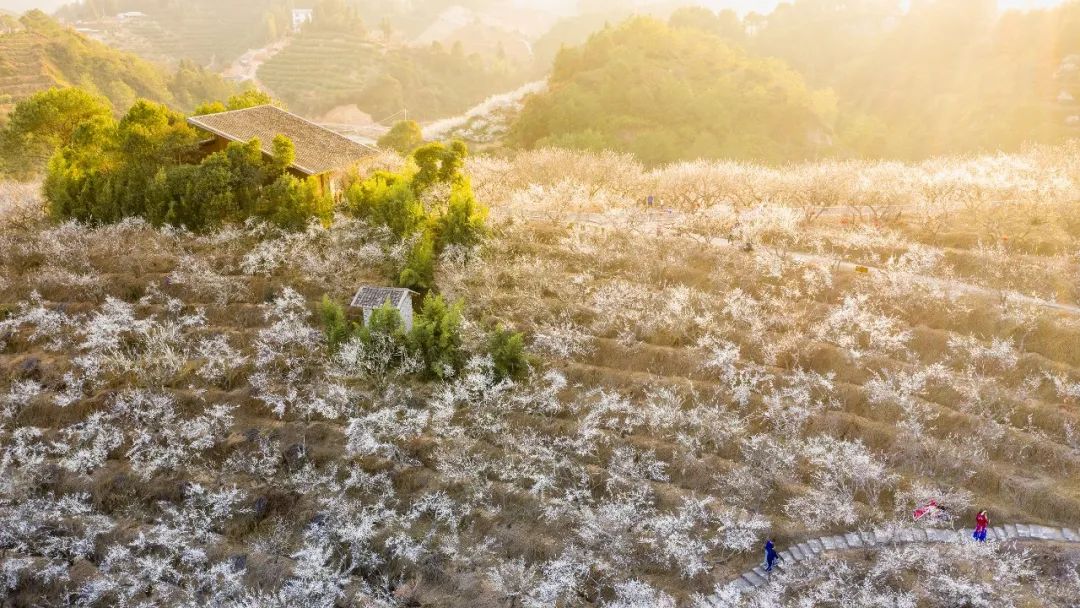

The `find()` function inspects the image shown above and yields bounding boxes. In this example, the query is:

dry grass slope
[1,145,1080,606]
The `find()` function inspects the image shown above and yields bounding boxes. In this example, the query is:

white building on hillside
[292,8,313,31]
[350,287,418,330]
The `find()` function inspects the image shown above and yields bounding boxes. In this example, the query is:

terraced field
[61,1,283,67]
[0,30,63,105]
[122,13,264,67]
[256,30,380,113]
[258,29,526,121]
[448,211,1080,603]
[466,218,1080,525]
[1,146,1079,605]
[0,12,234,118]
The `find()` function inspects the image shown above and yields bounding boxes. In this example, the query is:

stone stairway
[706,524,1080,602]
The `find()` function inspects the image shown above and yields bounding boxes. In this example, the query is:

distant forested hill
[0,11,234,116]
[510,17,839,166]
[51,0,514,68]
[256,2,525,121]
[528,1,709,75]
[662,0,1080,159]
[55,0,289,67]
[512,1,1080,163]
[47,0,532,121]
[739,0,1080,158]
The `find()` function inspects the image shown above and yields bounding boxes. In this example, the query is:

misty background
[3,0,1080,165]
[1,0,1073,16]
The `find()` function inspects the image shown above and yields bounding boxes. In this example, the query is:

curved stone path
[706,523,1080,601]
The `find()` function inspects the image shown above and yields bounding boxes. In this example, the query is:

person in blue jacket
[764,538,780,572]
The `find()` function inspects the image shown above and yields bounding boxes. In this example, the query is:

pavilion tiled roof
[187,105,376,175]
[350,287,415,310]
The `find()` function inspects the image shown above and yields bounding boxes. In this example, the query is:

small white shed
[349,287,417,330]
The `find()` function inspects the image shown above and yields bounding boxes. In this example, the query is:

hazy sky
[0,0,64,12]
[697,0,1070,14]
[995,0,1072,7]
[0,0,1072,16]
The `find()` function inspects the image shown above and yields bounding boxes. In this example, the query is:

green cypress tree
[398,232,436,291]
[320,295,352,354]
[377,120,425,155]
[486,326,529,381]
[408,294,464,379]
[432,177,488,252]
[359,302,407,345]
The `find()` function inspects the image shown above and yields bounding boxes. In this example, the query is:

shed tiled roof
[187,105,376,175]
[350,287,415,310]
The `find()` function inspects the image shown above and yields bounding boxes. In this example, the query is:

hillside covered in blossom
[2,141,1080,606]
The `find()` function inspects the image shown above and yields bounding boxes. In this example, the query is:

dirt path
[220,37,291,93]
[706,523,1080,602]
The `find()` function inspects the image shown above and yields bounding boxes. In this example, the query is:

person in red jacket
[973,510,989,542]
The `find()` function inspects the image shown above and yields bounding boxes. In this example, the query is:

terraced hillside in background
[55,0,284,67]
[0,26,55,116]
[257,28,526,121]
[0,11,235,116]
[256,29,380,115]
